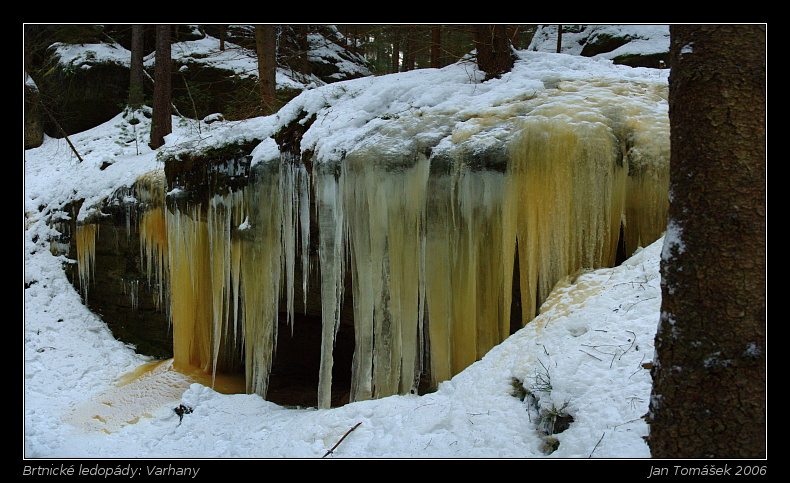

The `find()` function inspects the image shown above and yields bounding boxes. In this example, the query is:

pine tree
[647,24,766,458]
[474,25,515,80]
[128,25,145,109]
[431,26,441,68]
[255,24,277,115]
[149,25,172,150]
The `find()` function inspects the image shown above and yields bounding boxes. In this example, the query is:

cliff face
[37,61,131,137]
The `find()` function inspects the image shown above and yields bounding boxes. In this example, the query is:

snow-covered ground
[24,29,670,460]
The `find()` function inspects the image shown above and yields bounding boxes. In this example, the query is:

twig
[579,349,602,361]
[589,431,605,458]
[322,422,361,458]
[630,354,647,378]
[623,296,657,313]
[613,416,642,429]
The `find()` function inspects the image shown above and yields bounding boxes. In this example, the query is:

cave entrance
[267,312,354,408]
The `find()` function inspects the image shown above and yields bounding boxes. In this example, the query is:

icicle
[239,169,282,397]
[207,194,232,385]
[314,163,345,409]
[75,223,98,301]
[344,160,374,403]
[461,169,511,360]
[136,171,169,312]
[277,154,312,338]
[138,159,284,398]
[166,205,215,374]
[123,278,140,309]
[342,149,429,401]
[280,155,299,330]
[422,159,512,388]
[298,163,311,312]
[507,111,625,322]
[503,77,669,322]
[423,172,455,387]
[387,156,429,395]
[622,113,670,257]
[229,201,244,354]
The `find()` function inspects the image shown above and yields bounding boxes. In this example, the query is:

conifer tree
[128,25,145,110]
[149,25,172,150]
[648,24,766,458]
[474,25,515,80]
[255,24,277,115]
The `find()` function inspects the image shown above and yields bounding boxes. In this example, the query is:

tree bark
[255,24,278,115]
[648,24,766,459]
[556,25,563,53]
[149,25,172,150]
[474,25,515,80]
[297,25,311,77]
[128,25,144,109]
[403,27,416,71]
[391,27,401,73]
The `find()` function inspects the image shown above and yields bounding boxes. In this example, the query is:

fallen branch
[322,422,361,458]
[39,101,84,163]
[589,431,605,457]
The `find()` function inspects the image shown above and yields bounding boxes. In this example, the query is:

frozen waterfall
[73,75,670,410]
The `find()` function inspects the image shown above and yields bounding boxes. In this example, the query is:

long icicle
[315,164,345,409]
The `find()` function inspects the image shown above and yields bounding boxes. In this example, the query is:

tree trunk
[508,25,525,50]
[403,27,416,71]
[474,25,515,80]
[149,24,172,150]
[255,24,277,115]
[128,25,144,109]
[219,25,226,51]
[556,25,563,53]
[391,27,401,73]
[431,26,441,68]
[648,24,766,459]
[297,25,311,77]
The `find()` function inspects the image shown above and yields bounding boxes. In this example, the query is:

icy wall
[73,75,669,410]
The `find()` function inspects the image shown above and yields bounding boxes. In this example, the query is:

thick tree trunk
[556,25,563,53]
[474,25,515,80]
[255,24,278,115]
[149,25,172,150]
[128,25,144,109]
[648,24,766,459]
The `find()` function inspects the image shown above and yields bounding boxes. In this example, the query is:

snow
[529,24,670,60]
[51,41,131,69]
[24,27,670,460]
